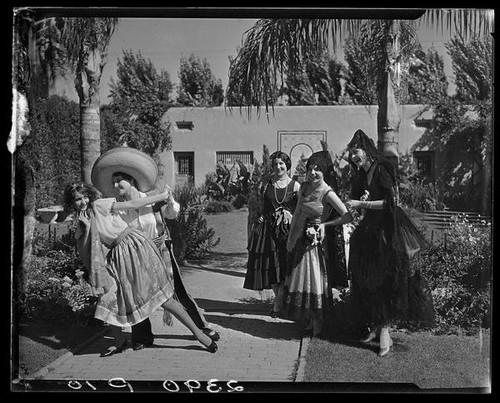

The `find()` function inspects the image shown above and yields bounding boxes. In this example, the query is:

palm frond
[227,18,362,115]
[419,9,494,40]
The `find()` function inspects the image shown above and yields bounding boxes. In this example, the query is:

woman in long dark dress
[244,151,300,316]
[345,130,435,357]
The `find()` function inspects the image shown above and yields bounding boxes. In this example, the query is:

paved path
[30,254,308,389]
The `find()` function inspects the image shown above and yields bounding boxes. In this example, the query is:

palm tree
[227,9,494,164]
[10,12,118,339]
[32,15,118,182]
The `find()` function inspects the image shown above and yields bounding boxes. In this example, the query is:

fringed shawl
[75,208,115,296]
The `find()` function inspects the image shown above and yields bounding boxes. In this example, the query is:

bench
[423,210,491,244]
[423,210,491,230]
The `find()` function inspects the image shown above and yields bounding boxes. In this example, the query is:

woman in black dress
[244,151,300,317]
[345,130,435,357]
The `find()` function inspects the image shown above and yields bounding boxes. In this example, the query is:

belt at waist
[109,226,138,249]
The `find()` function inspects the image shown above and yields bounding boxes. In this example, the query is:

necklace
[274,176,289,188]
[274,181,288,205]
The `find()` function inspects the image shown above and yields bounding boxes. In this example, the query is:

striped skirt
[94,227,175,327]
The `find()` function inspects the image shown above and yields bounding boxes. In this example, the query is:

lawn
[15,321,106,379]
[301,329,491,391]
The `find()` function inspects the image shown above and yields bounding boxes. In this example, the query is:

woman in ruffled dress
[63,183,218,357]
[110,171,220,349]
[282,151,353,336]
[345,129,435,357]
[244,151,300,317]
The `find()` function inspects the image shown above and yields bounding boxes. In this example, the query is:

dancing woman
[63,182,218,356]
[109,170,220,348]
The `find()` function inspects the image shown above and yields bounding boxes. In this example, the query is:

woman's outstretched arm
[111,187,170,212]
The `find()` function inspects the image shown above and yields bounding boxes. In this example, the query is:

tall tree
[406,47,448,104]
[412,34,493,214]
[104,50,173,178]
[447,34,492,214]
[284,49,343,105]
[31,15,118,182]
[227,10,493,163]
[176,53,224,107]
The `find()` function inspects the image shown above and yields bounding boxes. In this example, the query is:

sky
[52,14,457,104]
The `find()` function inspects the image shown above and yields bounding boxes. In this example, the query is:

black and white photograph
[10,7,493,393]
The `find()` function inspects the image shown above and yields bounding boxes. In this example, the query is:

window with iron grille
[216,151,253,167]
[175,121,194,130]
[178,157,191,175]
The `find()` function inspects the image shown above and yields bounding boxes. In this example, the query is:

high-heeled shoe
[202,327,220,342]
[206,340,218,353]
[378,338,393,357]
[361,330,378,343]
[100,340,128,357]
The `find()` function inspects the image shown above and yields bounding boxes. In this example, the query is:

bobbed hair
[269,151,292,171]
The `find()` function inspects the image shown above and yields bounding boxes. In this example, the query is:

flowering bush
[18,250,100,326]
[413,215,491,334]
[18,232,100,327]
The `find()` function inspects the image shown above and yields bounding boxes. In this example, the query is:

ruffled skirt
[94,227,175,327]
[244,220,286,290]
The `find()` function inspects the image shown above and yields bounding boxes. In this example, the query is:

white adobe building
[159,105,433,188]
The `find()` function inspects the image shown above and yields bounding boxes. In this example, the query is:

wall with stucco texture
[159,105,429,187]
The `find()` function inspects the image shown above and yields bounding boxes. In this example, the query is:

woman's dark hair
[306,151,330,175]
[269,151,292,171]
[62,183,102,213]
[305,150,339,191]
[112,171,137,187]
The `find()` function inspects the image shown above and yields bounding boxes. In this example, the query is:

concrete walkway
[30,254,309,389]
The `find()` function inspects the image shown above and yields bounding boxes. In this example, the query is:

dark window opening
[413,151,435,184]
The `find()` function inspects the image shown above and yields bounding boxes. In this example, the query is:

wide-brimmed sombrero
[91,146,159,197]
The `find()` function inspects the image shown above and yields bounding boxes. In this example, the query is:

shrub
[413,215,492,334]
[399,180,445,211]
[204,200,233,214]
[168,181,221,261]
[18,235,100,327]
[169,207,220,261]
[232,194,247,209]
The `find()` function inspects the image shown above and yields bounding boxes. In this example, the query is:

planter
[37,206,64,224]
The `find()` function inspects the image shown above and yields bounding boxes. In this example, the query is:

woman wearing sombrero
[90,146,220,350]
[63,149,218,357]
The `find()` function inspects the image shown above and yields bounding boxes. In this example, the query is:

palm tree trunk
[75,50,102,183]
[80,101,101,183]
[378,21,401,167]
[377,70,400,167]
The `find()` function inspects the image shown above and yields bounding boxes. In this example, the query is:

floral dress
[281,182,335,323]
[244,179,298,290]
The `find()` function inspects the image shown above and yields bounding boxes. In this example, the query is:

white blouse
[92,198,129,248]
[116,191,180,239]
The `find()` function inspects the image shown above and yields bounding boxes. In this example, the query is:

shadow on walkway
[195,297,271,315]
[183,264,246,278]
[204,313,302,341]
